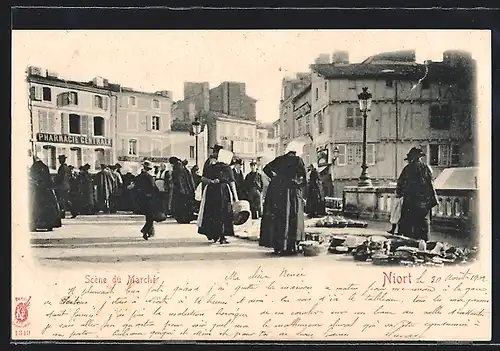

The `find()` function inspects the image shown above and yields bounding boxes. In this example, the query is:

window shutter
[336,144,346,166]
[61,113,69,134]
[38,110,48,133]
[48,111,56,133]
[81,115,88,136]
[30,87,36,100]
[56,93,63,107]
[367,144,375,165]
[146,115,152,131]
[103,96,109,110]
[88,116,94,136]
[35,86,43,101]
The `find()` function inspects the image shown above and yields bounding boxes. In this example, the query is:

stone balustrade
[342,185,477,234]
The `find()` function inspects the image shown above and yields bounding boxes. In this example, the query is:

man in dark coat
[396,147,438,241]
[77,163,95,215]
[54,154,71,219]
[134,160,161,240]
[244,161,263,219]
[232,157,246,200]
[95,164,115,213]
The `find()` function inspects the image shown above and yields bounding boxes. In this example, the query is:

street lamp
[357,87,373,187]
[191,117,202,168]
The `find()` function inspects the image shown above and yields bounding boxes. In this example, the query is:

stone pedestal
[342,186,380,220]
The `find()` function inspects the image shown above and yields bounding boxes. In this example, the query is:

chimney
[331,51,349,64]
[92,76,104,87]
[314,53,331,64]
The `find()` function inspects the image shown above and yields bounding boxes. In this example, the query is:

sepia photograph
[11,29,491,342]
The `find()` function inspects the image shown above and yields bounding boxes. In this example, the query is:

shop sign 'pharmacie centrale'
[36,133,113,147]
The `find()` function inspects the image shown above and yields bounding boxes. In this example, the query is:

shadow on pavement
[31,237,252,250]
[42,250,286,263]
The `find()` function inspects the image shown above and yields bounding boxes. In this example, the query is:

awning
[433,167,478,190]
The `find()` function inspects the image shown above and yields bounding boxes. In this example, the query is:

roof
[433,167,478,190]
[292,84,312,103]
[27,74,172,98]
[310,62,460,82]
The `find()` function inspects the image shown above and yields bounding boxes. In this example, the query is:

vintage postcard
[11,29,491,342]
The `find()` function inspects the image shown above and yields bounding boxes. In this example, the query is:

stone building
[27,67,114,173]
[111,86,174,174]
[279,50,476,197]
[256,122,279,167]
[209,81,257,121]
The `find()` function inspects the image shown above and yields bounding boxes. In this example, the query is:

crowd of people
[29,143,437,256]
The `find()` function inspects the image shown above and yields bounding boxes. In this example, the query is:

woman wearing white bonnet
[259,139,308,255]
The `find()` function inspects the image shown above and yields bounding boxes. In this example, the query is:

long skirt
[305,187,326,216]
[172,191,195,224]
[398,197,430,241]
[30,187,62,231]
[259,179,306,252]
[197,183,234,240]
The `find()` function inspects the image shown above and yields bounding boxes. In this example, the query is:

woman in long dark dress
[169,156,196,224]
[29,157,62,231]
[306,164,326,218]
[259,142,307,255]
[197,146,238,244]
[77,163,96,215]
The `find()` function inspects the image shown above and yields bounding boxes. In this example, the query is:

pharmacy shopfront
[35,132,114,173]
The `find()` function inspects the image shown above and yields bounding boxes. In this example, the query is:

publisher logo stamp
[13,296,31,328]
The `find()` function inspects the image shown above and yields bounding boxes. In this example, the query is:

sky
[12,30,488,123]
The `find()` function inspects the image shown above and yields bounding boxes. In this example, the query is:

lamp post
[357,87,373,187]
[330,145,339,196]
[191,117,202,168]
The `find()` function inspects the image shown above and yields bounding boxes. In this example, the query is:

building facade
[278,73,311,155]
[112,87,173,173]
[167,129,208,171]
[308,50,475,197]
[206,112,257,172]
[272,119,281,156]
[256,122,278,167]
[27,67,114,173]
[209,82,257,121]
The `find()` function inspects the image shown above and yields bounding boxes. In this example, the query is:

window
[152,99,160,109]
[268,143,274,148]
[42,87,51,101]
[127,113,139,131]
[129,96,136,106]
[69,147,82,168]
[128,140,137,156]
[345,144,376,165]
[317,111,324,134]
[57,91,78,106]
[315,88,319,101]
[267,129,274,139]
[335,144,347,166]
[386,80,394,88]
[152,139,162,157]
[94,95,103,109]
[346,106,363,128]
[348,80,356,90]
[94,149,105,170]
[429,144,460,166]
[258,142,264,152]
[93,116,105,136]
[324,81,328,92]
[190,146,195,159]
[430,104,452,130]
[297,118,303,136]
[69,114,81,134]
[151,116,160,131]
[42,145,56,170]
[305,115,311,134]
